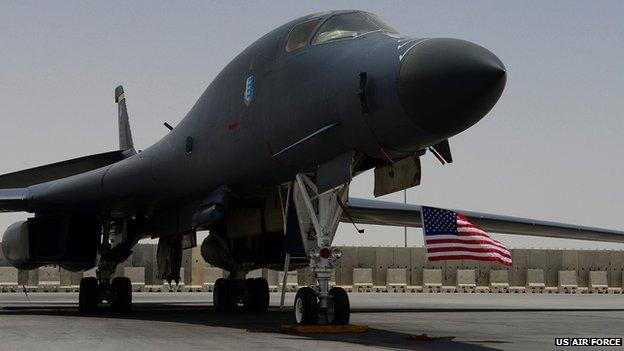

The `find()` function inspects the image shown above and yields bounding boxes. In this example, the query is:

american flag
[421,206,512,266]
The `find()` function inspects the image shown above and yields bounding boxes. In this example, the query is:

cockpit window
[313,12,398,45]
[366,13,399,34]
[285,18,321,52]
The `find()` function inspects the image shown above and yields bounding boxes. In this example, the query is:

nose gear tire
[294,287,318,325]
[327,287,350,325]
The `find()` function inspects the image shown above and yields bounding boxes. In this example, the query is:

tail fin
[115,85,136,156]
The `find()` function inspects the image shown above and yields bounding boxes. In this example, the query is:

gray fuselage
[27,11,506,222]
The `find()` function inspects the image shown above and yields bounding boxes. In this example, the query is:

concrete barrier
[423,268,442,292]
[295,267,318,288]
[266,269,279,291]
[386,268,407,292]
[353,268,373,292]
[162,268,185,292]
[246,269,263,279]
[511,249,527,287]
[338,247,357,286]
[375,247,393,287]
[202,267,224,291]
[38,267,60,291]
[3,244,623,294]
[0,267,18,291]
[609,251,624,288]
[457,269,476,292]
[357,247,376,285]
[588,271,608,293]
[124,267,146,291]
[59,269,81,291]
[526,269,545,292]
[410,247,427,287]
[558,270,578,293]
[489,270,509,292]
[278,271,298,291]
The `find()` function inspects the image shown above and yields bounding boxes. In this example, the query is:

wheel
[110,277,132,312]
[294,287,318,325]
[327,287,350,325]
[214,278,236,311]
[79,277,99,313]
[245,278,269,312]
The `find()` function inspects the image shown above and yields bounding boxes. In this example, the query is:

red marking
[407,334,435,341]
[427,246,511,258]
[228,121,239,130]
[428,255,512,266]
[320,247,332,259]
[336,196,364,234]
[425,238,509,251]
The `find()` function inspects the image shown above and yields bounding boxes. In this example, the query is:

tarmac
[0,292,622,351]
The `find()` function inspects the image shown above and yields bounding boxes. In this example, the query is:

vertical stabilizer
[115,85,136,156]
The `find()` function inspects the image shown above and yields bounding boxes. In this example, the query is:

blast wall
[0,244,622,292]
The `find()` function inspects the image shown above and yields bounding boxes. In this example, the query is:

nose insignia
[398,38,506,138]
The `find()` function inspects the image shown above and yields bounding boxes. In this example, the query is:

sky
[0,1,623,249]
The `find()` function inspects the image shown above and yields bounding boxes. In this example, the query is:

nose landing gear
[294,286,350,325]
[291,174,351,325]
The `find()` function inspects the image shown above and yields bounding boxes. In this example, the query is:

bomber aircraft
[1,10,623,325]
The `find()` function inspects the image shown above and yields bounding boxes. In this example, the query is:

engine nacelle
[2,216,100,271]
[2,221,38,270]
[200,233,236,271]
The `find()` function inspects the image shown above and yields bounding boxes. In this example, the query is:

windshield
[313,12,399,45]
[285,18,322,52]
[366,13,399,34]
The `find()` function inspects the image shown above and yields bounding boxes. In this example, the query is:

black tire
[294,287,318,325]
[79,277,99,313]
[214,278,236,312]
[245,278,269,312]
[328,287,350,325]
[111,277,132,312]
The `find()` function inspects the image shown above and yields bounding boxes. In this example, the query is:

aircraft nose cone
[398,38,506,137]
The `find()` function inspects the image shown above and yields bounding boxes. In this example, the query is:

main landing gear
[79,219,136,313]
[79,276,132,313]
[213,276,270,312]
[290,174,351,325]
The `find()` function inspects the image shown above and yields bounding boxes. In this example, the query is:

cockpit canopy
[285,11,398,53]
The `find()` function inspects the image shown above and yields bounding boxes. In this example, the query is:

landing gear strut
[213,276,270,312]
[290,174,351,325]
[78,219,135,313]
[78,275,132,313]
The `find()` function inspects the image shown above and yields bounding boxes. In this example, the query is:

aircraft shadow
[352,307,624,313]
[0,304,506,351]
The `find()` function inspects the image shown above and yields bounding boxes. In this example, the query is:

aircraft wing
[345,197,624,243]
[0,188,29,212]
[0,150,124,189]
